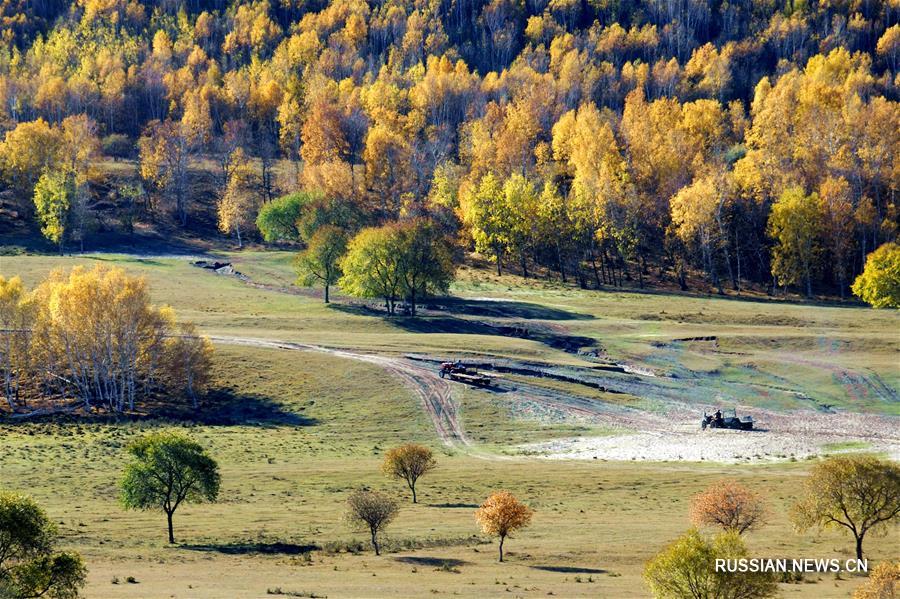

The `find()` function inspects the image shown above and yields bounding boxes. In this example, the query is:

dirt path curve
[209,336,473,450]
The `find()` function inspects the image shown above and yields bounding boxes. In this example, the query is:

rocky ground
[519,406,900,462]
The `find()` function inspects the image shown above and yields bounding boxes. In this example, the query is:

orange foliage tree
[689,480,766,534]
[475,491,533,562]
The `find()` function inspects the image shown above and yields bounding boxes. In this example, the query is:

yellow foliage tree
[3,265,215,414]
[382,443,437,504]
[218,147,261,248]
[0,276,36,410]
[791,455,900,561]
[853,561,899,599]
[768,186,821,297]
[852,242,900,308]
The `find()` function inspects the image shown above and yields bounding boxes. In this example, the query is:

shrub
[644,529,777,599]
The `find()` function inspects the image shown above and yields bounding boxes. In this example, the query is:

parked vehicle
[701,408,754,430]
[439,361,493,387]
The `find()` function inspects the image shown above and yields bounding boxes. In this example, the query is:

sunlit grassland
[3,250,898,413]
[0,346,892,598]
[0,251,897,597]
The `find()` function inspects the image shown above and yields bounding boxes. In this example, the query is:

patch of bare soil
[210,337,899,464]
[520,407,900,463]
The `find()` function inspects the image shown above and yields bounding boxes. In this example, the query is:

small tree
[852,242,900,308]
[690,480,766,534]
[0,492,87,599]
[121,432,221,544]
[33,170,73,255]
[791,455,900,561]
[382,444,437,503]
[475,491,533,562]
[853,560,899,599]
[295,225,348,303]
[644,529,777,599]
[345,489,399,555]
[218,147,261,248]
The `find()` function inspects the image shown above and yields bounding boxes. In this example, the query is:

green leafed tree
[460,172,510,275]
[394,218,455,315]
[339,224,404,314]
[256,191,320,243]
[851,242,900,308]
[644,528,777,599]
[502,173,540,278]
[295,225,348,303]
[0,492,87,599]
[33,170,73,254]
[121,432,220,544]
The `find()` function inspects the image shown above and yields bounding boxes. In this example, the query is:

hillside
[0,0,897,301]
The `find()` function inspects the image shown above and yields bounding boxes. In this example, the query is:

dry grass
[0,252,896,597]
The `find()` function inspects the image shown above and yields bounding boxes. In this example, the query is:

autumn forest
[0,0,898,299]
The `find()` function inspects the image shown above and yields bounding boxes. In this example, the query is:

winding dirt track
[209,336,900,463]
[209,336,471,448]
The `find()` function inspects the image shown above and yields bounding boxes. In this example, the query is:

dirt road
[210,336,900,463]
[210,336,472,448]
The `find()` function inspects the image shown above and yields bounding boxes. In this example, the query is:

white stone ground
[521,408,900,463]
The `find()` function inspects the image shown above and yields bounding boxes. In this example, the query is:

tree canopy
[121,432,221,544]
[475,491,533,562]
[382,444,437,504]
[644,529,777,599]
[790,454,900,561]
[852,242,900,308]
[0,492,87,599]
[0,0,896,298]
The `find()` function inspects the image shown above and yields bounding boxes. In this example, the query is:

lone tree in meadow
[382,444,437,503]
[345,489,399,556]
[644,529,777,599]
[475,491,533,562]
[121,432,221,544]
[791,454,900,561]
[690,480,766,534]
[0,492,87,599]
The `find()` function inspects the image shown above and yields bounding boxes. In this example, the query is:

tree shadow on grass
[395,556,470,568]
[531,565,607,574]
[193,387,318,426]
[331,297,593,321]
[331,303,600,354]
[388,316,600,354]
[181,541,319,555]
[427,298,594,321]
[427,502,480,508]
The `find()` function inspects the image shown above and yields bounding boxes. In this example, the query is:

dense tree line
[0,0,897,298]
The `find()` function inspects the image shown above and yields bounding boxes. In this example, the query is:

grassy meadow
[0,251,897,597]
